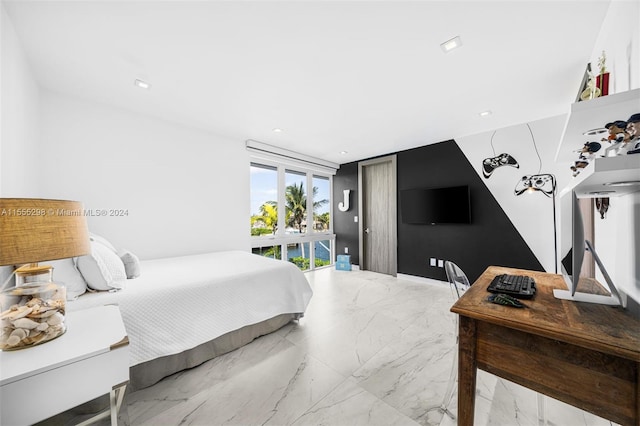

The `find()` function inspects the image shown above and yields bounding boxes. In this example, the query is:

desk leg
[458,315,477,426]
[636,365,639,426]
[110,383,127,426]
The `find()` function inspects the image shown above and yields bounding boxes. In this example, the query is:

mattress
[68,250,313,367]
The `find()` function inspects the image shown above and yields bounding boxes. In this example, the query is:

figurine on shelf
[570,141,601,177]
[601,120,630,157]
[595,197,609,219]
[626,113,640,155]
[602,120,629,143]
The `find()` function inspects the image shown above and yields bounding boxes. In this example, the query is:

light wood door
[358,156,397,276]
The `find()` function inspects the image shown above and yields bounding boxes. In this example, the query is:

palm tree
[284,184,328,261]
[251,201,278,235]
[315,212,330,230]
[285,183,329,231]
[285,182,307,233]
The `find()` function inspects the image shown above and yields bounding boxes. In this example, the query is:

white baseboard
[397,273,448,287]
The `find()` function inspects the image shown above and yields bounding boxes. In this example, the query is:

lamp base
[0,282,66,350]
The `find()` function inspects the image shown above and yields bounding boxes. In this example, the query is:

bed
[67,250,313,390]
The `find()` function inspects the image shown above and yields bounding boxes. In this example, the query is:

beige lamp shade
[0,198,90,266]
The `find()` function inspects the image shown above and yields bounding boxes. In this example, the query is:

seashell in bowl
[46,312,64,326]
[12,317,40,330]
[0,283,67,350]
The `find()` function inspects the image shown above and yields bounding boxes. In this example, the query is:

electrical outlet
[430,258,436,267]
[438,259,444,268]
[354,216,358,223]
[345,247,349,254]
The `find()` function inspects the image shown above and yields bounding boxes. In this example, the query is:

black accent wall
[334,140,543,283]
[334,162,360,265]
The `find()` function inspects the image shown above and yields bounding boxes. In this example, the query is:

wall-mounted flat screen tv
[400,185,471,224]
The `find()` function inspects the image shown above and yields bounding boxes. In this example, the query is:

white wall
[593,192,639,310]
[2,0,636,293]
[458,0,640,307]
[38,91,250,260]
[587,0,640,307]
[2,1,250,261]
[457,115,569,274]
[589,0,639,94]
[458,112,639,307]
[0,2,40,196]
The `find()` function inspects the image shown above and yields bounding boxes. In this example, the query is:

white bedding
[68,251,313,366]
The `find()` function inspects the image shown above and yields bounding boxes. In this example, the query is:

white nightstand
[0,305,129,426]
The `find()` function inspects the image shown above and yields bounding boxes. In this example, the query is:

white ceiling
[3,0,612,164]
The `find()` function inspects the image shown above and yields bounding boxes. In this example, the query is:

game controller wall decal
[481,130,519,179]
[513,123,558,273]
[514,174,556,197]
[482,153,519,178]
[514,173,558,273]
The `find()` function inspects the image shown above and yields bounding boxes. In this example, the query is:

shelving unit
[555,88,640,163]
[556,88,640,198]
[560,155,640,198]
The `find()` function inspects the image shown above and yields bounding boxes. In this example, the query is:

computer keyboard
[487,274,536,299]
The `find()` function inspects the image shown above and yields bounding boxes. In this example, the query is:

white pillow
[89,232,118,253]
[118,249,141,279]
[48,258,87,300]
[77,241,126,291]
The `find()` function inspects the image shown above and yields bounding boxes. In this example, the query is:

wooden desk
[451,266,640,426]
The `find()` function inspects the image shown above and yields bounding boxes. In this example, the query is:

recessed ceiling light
[340,151,348,155]
[479,110,492,117]
[134,79,151,90]
[272,128,283,133]
[440,36,462,53]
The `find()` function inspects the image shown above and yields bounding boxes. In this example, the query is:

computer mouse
[487,293,525,308]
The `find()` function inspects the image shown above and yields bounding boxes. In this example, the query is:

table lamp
[0,198,90,350]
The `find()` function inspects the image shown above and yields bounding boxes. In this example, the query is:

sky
[250,165,330,217]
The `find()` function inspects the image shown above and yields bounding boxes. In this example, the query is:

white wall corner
[1,3,41,197]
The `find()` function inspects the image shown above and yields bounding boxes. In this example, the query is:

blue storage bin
[335,261,351,271]
[337,255,351,263]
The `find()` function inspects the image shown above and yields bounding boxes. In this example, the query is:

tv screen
[400,185,471,224]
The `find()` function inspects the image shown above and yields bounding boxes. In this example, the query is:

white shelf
[560,155,640,198]
[555,88,640,164]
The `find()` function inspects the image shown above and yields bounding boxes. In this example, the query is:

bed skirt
[129,313,299,390]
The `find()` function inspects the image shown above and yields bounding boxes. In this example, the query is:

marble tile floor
[44,268,616,426]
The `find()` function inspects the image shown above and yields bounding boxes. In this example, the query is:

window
[285,170,306,235]
[312,175,330,233]
[315,239,332,268]
[250,163,278,237]
[247,142,337,271]
[288,242,310,271]
[251,245,281,260]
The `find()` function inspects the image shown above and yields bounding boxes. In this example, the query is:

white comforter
[68,251,313,366]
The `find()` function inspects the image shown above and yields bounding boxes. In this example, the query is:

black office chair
[431,261,546,425]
